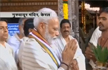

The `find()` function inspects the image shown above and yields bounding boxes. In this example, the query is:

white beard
[44,28,53,45]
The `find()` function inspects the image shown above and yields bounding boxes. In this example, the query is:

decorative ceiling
[0,0,58,12]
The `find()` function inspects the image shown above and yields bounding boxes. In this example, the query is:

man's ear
[39,22,46,30]
[18,25,21,30]
[28,28,32,32]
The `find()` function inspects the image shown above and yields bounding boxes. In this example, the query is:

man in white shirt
[0,20,18,70]
[18,8,77,70]
[51,19,86,70]
[7,18,26,62]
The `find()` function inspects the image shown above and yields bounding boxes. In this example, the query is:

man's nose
[4,27,8,32]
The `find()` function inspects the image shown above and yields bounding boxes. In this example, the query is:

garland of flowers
[63,0,68,19]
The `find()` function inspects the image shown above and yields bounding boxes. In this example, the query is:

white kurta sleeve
[89,27,101,47]
[52,37,86,70]
[74,42,86,70]
[75,48,86,70]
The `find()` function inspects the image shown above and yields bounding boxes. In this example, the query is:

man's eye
[102,18,106,20]
[67,26,70,28]
[54,28,58,31]
[98,17,100,20]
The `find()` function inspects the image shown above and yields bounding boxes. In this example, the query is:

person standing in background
[51,19,86,70]
[0,19,18,70]
[7,18,27,63]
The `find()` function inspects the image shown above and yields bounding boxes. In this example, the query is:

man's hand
[62,39,77,65]
[69,59,79,70]
[85,44,96,62]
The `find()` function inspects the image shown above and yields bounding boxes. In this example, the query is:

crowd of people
[0,7,108,70]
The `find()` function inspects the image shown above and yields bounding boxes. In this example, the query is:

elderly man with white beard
[18,8,78,70]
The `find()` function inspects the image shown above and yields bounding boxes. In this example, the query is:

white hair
[33,8,58,28]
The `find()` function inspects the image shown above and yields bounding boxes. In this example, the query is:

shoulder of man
[89,27,102,46]
[5,43,14,55]
[7,34,19,43]
[21,37,42,50]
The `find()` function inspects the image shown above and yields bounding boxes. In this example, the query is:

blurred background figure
[7,18,27,63]
[18,18,34,70]
[23,18,34,37]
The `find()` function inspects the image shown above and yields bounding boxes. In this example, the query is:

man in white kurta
[0,20,18,70]
[52,35,86,70]
[51,19,86,70]
[0,43,18,70]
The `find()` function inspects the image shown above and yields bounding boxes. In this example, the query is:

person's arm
[61,39,78,70]
[58,64,68,70]
[74,41,86,70]
[89,27,101,47]
[75,51,86,70]
[85,27,101,62]
[85,27,101,69]
[57,39,79,70]
[69,59,79,70]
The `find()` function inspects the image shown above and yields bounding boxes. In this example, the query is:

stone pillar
[58,0,63,22]
[58,0,79,42]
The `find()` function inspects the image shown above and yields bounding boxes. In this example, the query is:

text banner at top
[0,12,51,18]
